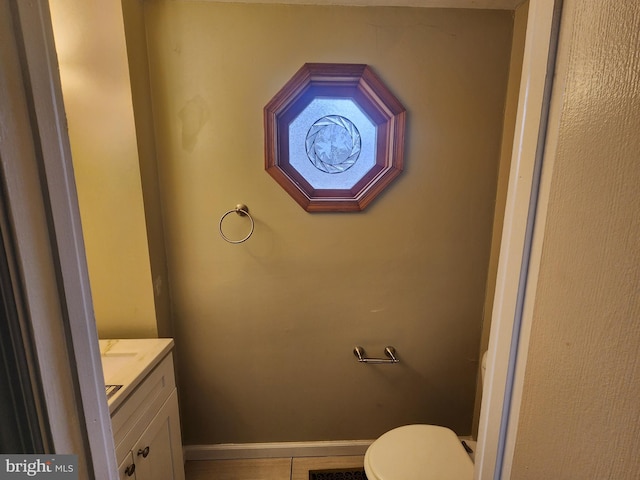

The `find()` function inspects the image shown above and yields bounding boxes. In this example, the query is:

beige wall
[142,2,513,444]
[50,0,158,338]
[511,0,640,477]
[121,0,174,338]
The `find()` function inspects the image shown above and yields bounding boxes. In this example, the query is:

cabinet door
[132,390,185,480]
[118,452,137,480]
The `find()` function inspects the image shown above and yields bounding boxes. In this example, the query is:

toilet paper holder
[353,346,399,364]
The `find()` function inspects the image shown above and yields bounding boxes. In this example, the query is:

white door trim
[474,0,562,479]
[2,2,118,478]
[497,0,576,477]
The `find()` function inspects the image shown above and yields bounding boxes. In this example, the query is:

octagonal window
[264,63,406,212]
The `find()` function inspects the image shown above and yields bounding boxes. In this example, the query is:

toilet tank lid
[365,425,473,480]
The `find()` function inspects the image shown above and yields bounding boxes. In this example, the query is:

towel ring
[219,204,254,244]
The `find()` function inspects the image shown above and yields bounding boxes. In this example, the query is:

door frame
[4,1,561,479]
[1,1,118,478]
[475,0,563,478]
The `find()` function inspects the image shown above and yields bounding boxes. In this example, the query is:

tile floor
[184,440,477,479]
[184,455,365,480]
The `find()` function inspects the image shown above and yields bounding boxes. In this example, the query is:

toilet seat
[364,424,474,480]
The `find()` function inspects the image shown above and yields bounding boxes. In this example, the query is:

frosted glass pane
[289,98,377,189]
[306,115,361,173]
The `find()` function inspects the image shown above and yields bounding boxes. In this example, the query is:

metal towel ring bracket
[219,204,254,244]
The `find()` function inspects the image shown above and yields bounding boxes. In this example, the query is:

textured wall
[143,2,513,444]
[512,0,640,477]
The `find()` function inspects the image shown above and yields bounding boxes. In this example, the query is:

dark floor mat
[309,468,368,480]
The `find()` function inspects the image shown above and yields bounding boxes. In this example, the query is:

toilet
[364,352,488,480]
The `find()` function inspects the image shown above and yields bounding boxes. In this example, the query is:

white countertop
[99,338,174,413]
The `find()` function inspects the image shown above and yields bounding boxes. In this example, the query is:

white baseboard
[184,439,374,461]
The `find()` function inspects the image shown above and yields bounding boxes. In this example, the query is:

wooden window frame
[264,63,406,212]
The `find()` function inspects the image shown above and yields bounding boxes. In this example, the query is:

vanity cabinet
[110,350,185,480]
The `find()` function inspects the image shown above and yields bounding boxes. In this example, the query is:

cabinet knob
[125,463,136,476]
[137,446,150,458]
